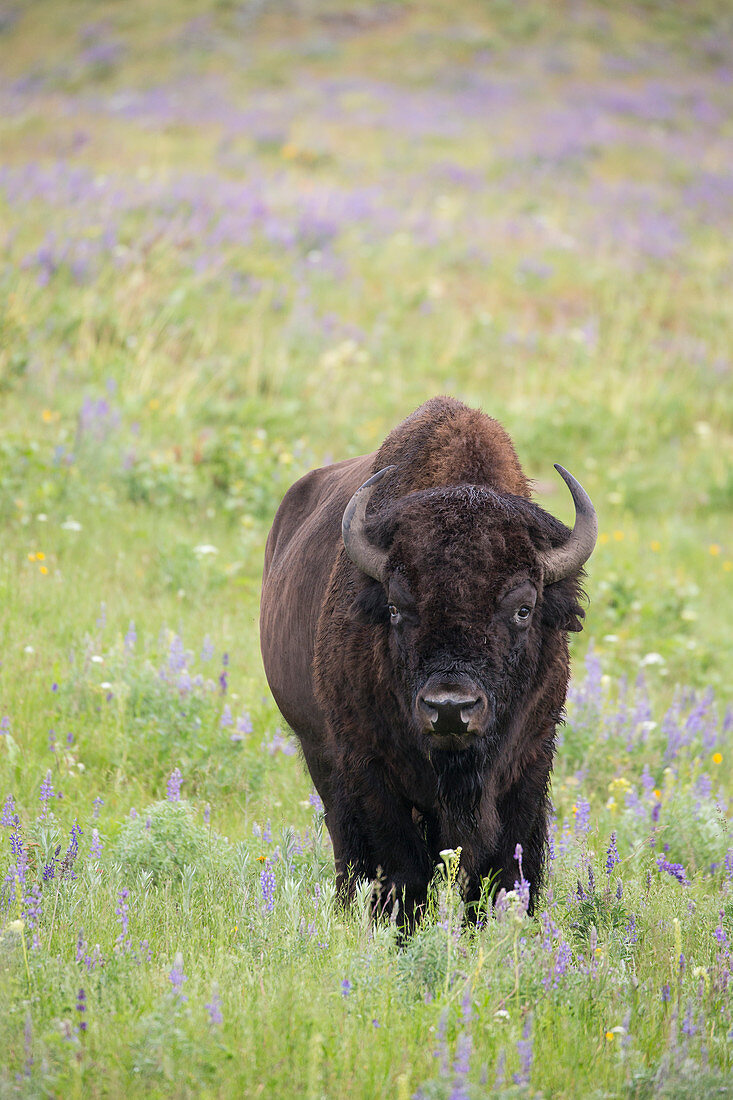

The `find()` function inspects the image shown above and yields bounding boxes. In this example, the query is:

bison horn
[538,464,598,584]
[342,466,396,581]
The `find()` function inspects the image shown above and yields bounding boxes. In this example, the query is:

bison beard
[431,746,488,838]
[259,396,597,928]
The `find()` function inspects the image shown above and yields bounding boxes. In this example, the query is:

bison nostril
[417,692,485,735]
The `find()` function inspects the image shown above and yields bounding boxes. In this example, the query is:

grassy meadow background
[1,0,733,1095]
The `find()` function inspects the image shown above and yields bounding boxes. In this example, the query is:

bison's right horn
[538,464,598,584]
[342,465,396,582]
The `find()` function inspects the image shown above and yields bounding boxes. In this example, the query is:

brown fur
[260,397,588,925]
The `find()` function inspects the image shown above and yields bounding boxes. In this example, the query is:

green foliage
[113,800,230,884]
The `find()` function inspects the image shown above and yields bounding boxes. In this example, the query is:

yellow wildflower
[42,409,53,423]
[613,530,625,542]
[709,544,721,556]
[39,566,48,576]
[650,540,661,551]
[713,752,723,765]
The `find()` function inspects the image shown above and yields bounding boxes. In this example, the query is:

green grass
[1,0,733,1096]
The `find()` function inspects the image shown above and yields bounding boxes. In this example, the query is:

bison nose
[416,690,487,736]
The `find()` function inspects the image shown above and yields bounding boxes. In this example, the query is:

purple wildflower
[169,952,188,1000]
[76,988,87,1033]
[43,844,61,882]
[309,790,324,813]
[513,1015,533,1086]
[0,716,10,735]
[236,711,253,736]
[574,797,591,836]
[341,978,352,997]
[89,828,103,860]
[219,653,228,694]
[661,983,671,1003]
[200,636,215,662]
[514,843,530,911]
[1,794,17,827]
[166,767,182,801]
[39,770,54,819]
[23,882,43,949]
[124,621,136,651]
[260,860,276,912]
[681,1002,698,1037]
[450,984,473,1100]
[92,796,104,820]
[115,887,130,952]
[606,832,620,875]
[203,803,211,825]
[205,983,223,1025]
[656,856,688,885]
[220,704,233,729]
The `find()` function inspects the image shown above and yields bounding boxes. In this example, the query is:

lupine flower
[201,635,215,662]
[39,770,54,819]
[574,797,591,836]
[166,767,182,801]
[203,803,211,825]
[89,828,103,860]
[0,716,10,735]
[340,978,352,997]
[92,796,104,820]
[260,860,276,911]
[513,1015,533,1086]
[681,1002,698,1037]
[309,790,324,813]
[115,887,130,952]
[124,621,136,650]
[513,843,530,911]
[169,952,188,999]
[76,988,87,1032]
[220,704,233,728]
[656,856,688,885]
[606,832,620,875]
[219,653,228,694]
[43,844,61,881]
[1,794,17,827]
[205,982,223,1025]
[24,883,43,949]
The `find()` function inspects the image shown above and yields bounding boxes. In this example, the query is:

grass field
[1,1,733,1095]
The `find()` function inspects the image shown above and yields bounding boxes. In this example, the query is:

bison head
[342,465,597,755]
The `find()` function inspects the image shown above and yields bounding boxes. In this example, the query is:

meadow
[1,0,733,1095]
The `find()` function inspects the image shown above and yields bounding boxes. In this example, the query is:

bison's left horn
[342,465,396,582]
[538,464,598,584]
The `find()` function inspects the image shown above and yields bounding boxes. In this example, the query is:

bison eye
[388,604,402,624]
[514,605,533,625]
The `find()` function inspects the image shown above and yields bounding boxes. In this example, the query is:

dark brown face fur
[354,484,585,758]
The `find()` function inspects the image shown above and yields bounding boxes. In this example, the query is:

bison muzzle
[260,397,597,923]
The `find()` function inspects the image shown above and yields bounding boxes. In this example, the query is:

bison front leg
[460,769,553,919]
[329,759,434,928]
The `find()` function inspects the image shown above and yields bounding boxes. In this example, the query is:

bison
[260,396,596,922]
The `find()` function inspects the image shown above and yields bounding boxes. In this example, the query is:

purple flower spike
[167,767,182,801]
[39,769,55,819]
[260,860,276,912]
[76,988,87,1033]
[205,983,223,1025]
[169,952,188,1000]
[605,832,620,875]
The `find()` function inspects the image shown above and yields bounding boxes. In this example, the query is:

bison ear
[350,580,390,625]
[541,576,587,633]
